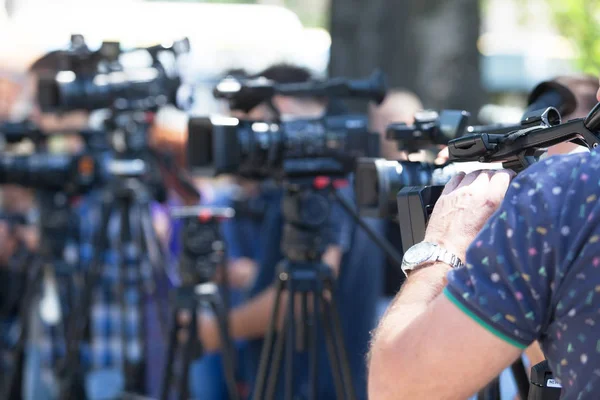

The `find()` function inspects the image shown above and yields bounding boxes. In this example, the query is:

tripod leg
[253,275,287,400]
[265,311,290,400]
[323,280,357,400]
[59,197,113,400]
[208,296,240,400]
[478,377,501,400]
[139,205,169,340]
[320,297,345,400]
[511,359,530,400]
[117,203,137,392]
[177,308,197,400]
[3,257,43,400]
[160,308,180,400]
[309,288,319,400]
[284,279,296,400]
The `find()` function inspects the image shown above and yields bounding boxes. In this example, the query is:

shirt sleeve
[444,154,588,349]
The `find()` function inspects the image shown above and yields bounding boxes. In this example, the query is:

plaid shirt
[36,189,154,379]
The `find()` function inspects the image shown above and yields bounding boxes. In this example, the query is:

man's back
[444,150,600,398]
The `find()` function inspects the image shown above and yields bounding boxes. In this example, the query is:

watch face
[404,242,436,265]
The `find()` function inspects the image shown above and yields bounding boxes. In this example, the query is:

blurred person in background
[0,49,176,400]
[180,63,385,400]
[368,90,423,317]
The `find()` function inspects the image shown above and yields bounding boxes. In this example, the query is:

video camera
[354,108,471,219]
[37,34,189,113]
[396,104,600,250]
[187,71,387,179]
[386,109,471,154]
[0,121,108,194]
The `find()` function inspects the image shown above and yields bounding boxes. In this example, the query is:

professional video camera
[354,102,566,219]
[396,104,600,250]
[386,109,471,154]
[0,121,108,194]
[187,71,387,179]
[354,108,471,219]
[37,34,189,113]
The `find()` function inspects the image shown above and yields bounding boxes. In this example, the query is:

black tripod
[253,179,356,400]
[58,169,168,400]
[160,206,239,400]
[1,246,40,400]
[1,191,79,399]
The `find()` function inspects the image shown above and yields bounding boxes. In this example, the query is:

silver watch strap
[435,247,464,269]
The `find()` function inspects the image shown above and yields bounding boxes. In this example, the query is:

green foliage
[547,0,600,75]
[512,0,600,74]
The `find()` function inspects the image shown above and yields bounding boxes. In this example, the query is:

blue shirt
[445,151,600,400]
[246,181,384,400]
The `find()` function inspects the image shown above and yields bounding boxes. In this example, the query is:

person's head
[368,89,423,160]
[540,75,599,156]
[233,64,327,121]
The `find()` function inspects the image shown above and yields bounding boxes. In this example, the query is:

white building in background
[0,1,332,114]
[480,0,576,93]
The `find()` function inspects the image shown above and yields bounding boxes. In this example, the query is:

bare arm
[369,170,524,399]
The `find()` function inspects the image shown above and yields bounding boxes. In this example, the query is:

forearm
[229,286,279,341]
[373,263,451,342]
[368,263,451,398]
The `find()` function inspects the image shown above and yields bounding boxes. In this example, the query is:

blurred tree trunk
[329,0,485,115]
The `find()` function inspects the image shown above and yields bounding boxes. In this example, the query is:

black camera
[188,114,379,179]
[396,104,600,251]
[37,34,189,113]
[170,206,234,286]
[188,71,387,179]
[355,158,457,219]
[0,152,103,195]
[386,110,471,154]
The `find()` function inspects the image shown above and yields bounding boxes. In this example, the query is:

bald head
[369,90,423,160]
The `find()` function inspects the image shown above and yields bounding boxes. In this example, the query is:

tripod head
[170,206,234,286]
[279,176,349,263]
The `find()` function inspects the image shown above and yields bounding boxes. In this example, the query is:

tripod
[161,283,239,400]
[160,207,239,400]
[1,191,79,399]
[1,246,40,400]
[253,179,356,400]
[58,170,168,400]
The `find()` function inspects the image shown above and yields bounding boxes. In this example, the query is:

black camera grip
[584,102,600,132]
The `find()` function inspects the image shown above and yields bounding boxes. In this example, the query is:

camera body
[37,34,188,113]
[354,158,456,219]
[386,110,470,154]
[187,114,380,179]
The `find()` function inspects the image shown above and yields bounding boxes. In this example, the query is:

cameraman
[1,50,161,400]
[183,64,384,399]
[368,80,600,399]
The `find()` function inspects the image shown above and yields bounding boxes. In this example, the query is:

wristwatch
[401,242,464,277]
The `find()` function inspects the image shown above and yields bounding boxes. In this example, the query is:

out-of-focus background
[1,0,597,121]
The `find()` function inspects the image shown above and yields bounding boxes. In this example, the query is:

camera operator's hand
[227,258,258,289]
[435,146,449,165]
[424,169,516,260]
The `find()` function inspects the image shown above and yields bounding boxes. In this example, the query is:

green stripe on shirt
[443,288,528,350]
